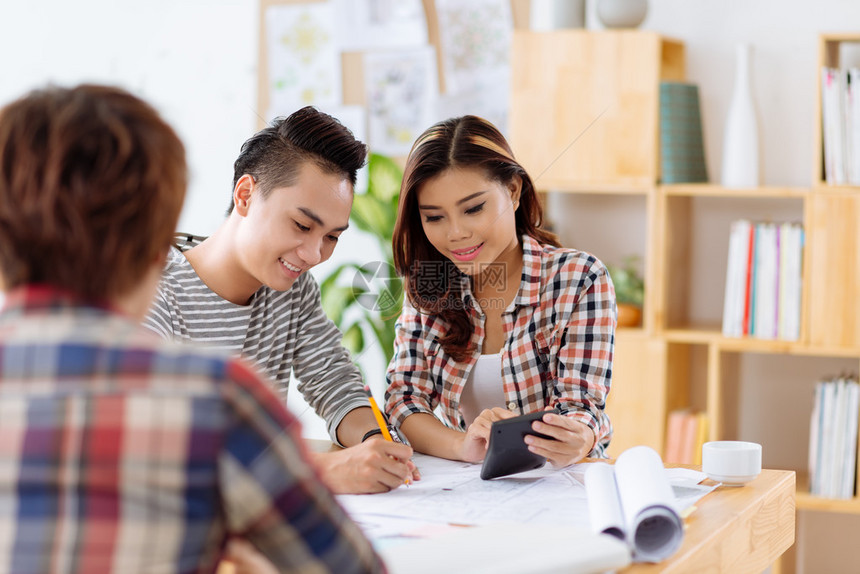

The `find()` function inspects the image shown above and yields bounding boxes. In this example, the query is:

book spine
[742,223,756,336]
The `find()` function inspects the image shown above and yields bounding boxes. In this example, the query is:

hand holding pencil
[363,385,418,486]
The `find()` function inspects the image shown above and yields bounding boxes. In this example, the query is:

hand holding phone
[480,408,560,480]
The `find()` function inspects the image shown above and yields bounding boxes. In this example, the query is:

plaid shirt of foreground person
[0,287,383,574]
[385,235,616,457]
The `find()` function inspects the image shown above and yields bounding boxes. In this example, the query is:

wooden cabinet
[509,31,860,563]
[509,31,684,189]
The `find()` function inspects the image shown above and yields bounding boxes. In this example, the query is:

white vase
[597,0,648,29]
[530,0,586,31]
[721,44,761,187]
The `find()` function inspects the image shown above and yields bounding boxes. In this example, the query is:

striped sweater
[143,236,366,444]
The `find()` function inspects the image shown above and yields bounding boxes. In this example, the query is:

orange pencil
[363,385,409,485]
[364,385,394,441]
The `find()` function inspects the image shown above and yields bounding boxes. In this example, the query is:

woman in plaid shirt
[385,116,616,467]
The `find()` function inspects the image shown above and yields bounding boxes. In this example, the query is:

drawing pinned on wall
[266,2,341,116]
[334,0,427,51]
[434,0,513,133]
[364,47,439,157]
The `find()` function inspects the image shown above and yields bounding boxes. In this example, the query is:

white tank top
[460,352,504,426]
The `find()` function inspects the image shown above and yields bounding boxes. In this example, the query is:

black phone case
[480,409,558,480]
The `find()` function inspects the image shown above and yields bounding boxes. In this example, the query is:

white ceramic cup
[701,441,762,486]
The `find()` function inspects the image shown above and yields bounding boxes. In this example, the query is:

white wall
[0,0,260,236]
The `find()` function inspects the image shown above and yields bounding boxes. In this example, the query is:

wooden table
[624,468,796,573]
[219,446,796,574]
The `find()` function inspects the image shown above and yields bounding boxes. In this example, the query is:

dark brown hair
[0,84,187,301]
[392,115,560,361]
[228,106,367,212]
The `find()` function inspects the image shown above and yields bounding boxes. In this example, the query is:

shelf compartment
[658,194,805,333]
[814,34,860,188]
[606,332,690,458]
[543,191,654,332]
[661,183,808,198]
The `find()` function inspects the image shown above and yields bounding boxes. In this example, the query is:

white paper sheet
[339,449,712,557]
[334,0,427,50]
[434,0,512,133]
[266,3,341,114]
[378,522,631,574]
[363,47,438,156]
[338,454,590,529]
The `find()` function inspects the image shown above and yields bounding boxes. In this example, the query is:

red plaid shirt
[384,235,615,457]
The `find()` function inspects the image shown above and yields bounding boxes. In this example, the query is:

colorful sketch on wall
[334,0,427,50]
[434,0,512,133]
[364,47,438,157]
[266,2,341,117]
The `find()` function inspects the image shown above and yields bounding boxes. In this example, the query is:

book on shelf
[808,375,860,499]
[821,66,860,185]
[663,409,708,465]
[658,82,708,184]
[721,219,803,340]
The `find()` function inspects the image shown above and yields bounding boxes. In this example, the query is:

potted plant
[318,153,404,366]
[605,255,644,328]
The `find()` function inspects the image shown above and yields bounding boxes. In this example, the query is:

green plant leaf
[341,322,365,356]
[351,193,393,238]
[318,262,363,293]
[606,256,644,307]
[367,314,397,364]
[319,284,356,325]
[367,153,403,203]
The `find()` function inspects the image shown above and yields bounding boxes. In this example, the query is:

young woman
[384,115,616,467]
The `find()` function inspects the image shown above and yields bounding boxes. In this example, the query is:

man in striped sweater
[144,107,416,495]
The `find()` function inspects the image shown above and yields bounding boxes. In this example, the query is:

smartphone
[480,408,559,480]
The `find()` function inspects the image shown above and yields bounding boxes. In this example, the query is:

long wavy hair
[392,116,560,361]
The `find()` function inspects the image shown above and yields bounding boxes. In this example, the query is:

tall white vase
[721,44,760,187]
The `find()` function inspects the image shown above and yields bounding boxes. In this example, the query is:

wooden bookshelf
[510,30,860,572]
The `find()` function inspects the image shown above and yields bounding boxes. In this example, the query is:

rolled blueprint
[585,446,684,563]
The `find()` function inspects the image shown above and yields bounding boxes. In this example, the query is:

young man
[143,107,416,494]
[0,85,383,573]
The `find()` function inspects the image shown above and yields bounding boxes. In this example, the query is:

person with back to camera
[143,106,416,494]
[0,84,383,573]
[384,115,616,466]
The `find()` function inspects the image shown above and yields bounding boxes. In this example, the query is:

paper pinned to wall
[364,47,439,157]
[434,0,512,133]
[334,0,427,51]
[266,2,342,116]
